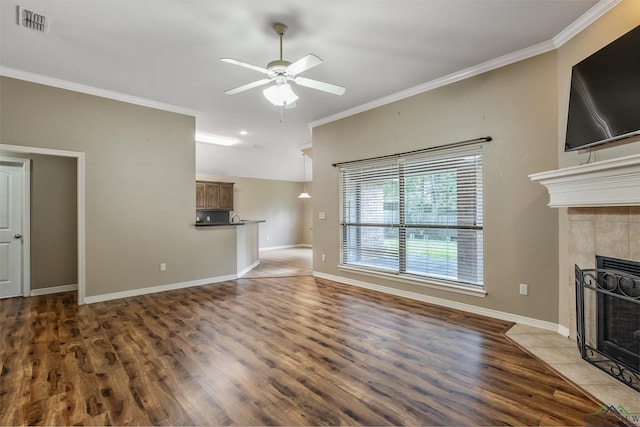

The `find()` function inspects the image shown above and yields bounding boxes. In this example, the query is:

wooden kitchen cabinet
[195,182,205,209]
[196,181,234,210]
[219,183,234,210]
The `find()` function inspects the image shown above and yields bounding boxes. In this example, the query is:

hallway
[241,247,312,278]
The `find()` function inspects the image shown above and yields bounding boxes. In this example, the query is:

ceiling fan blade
[294,77,346,96]
[286,54,323,76]
[224,79,272,95]
[221,58,270,75]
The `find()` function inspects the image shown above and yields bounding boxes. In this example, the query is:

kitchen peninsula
[195,180,265,277]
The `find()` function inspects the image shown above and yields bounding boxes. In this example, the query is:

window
[339,146,483,287]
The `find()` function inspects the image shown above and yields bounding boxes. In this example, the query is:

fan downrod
[269,23,290,69]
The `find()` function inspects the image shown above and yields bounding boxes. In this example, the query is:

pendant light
[298,153,311,199]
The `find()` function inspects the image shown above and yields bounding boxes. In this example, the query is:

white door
[0,164,24,298]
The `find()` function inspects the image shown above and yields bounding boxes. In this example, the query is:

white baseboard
[84,274,237,304]
[557,325,570,337]
[238,260,260,278]
[260,244,311,251]
[313,271,562,334]
[30,283,78,296]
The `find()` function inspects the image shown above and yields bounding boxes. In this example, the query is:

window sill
[337,265,487,298]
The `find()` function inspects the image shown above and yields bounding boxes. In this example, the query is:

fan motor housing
[267,60,292,78]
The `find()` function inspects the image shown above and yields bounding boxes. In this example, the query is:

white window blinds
[339,146,483,287]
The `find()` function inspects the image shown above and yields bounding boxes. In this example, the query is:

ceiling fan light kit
[263,82,298,107]
[221,23,345,109]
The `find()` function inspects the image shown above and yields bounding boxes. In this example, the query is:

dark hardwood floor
[0,276,625,426]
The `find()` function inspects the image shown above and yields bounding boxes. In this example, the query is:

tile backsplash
[196,210,230,224]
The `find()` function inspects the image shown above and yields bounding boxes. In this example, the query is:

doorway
[0,144,85,305]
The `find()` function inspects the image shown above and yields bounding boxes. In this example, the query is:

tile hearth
[507,323,640,422]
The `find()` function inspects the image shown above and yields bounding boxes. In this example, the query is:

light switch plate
[319,212,326,220]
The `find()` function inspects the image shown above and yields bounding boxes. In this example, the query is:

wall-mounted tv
[565,24,640,152]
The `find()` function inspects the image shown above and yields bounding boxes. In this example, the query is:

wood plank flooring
[241,247,312,278]
[0,276,627,426]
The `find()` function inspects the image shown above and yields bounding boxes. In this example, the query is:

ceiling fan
[221,23,346,108]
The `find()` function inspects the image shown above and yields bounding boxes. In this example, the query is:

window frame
[338,145,484,293]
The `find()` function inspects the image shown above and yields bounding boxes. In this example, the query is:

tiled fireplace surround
[567,206,640,339]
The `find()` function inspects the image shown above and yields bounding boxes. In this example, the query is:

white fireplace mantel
[529,154,640,208]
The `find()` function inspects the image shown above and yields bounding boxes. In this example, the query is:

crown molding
[310,39,555,129]
[310,0,619,130]
[0,66,199,117]
[552,0,621,48]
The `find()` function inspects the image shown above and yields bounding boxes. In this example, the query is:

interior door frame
[0,157,30,297]
[0,144,86,305]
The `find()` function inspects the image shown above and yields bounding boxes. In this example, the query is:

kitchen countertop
[195,220,265,227]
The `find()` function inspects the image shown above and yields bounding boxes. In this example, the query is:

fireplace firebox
[575,257,640,392]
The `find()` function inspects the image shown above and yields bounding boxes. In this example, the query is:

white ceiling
[1,0,605,181]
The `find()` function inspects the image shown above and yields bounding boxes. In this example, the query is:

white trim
[309,0,617,130]
[259,244,310,251]
[0,67,199,117]
[552,0,621,48]
[0,144,86,305]
[21,159,30,297]
[529,153,640,207]
[558,325,570,337]
[77,154,86,305]
[313,271,561,333]
[0,156,30,297]
[238,260,260,278]
[84,274,237,304]
[338,265,486,298]
[30,284,78,296]
[0,144,84,159]
[310,39,550,129]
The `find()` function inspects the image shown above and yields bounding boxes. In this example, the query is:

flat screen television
[564,24,640,152]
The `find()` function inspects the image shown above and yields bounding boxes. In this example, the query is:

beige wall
[313,51,560,322]
[30,154,78,289]
[1,77,237,299]
[555,1,640,331]
[0,151,78,290]
[236,221,260,273]
[196,173,310,248]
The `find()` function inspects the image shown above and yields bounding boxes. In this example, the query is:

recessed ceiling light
[195,132,238,146]
[239,130,248,135]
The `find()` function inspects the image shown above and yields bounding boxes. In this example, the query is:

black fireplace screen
[575,257,640,392]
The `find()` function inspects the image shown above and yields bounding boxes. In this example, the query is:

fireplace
[530,156,640,390]
[575,257,640,391]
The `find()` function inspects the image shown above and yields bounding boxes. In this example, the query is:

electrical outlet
[160,263,166,272]
[519,283,528,296]
[322,254,326,262]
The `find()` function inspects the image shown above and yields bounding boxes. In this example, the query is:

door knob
[14,234,22,239]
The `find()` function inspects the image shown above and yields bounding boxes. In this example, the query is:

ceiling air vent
[16,6,49,33]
